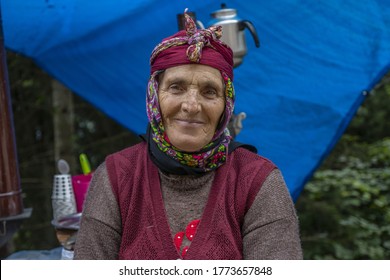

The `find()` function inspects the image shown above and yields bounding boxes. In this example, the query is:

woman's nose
[182,90,201,114]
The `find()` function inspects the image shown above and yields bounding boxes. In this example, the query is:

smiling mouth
[175,119,204,126]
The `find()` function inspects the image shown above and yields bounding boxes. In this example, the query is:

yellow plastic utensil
[79,153,91,175]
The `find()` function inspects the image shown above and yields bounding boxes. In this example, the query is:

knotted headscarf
[146,10,235,174]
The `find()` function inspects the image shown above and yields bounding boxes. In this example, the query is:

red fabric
[185,219,200,241]
[106,142,275,260]
[174,231,184,250]
[151,30,234,80]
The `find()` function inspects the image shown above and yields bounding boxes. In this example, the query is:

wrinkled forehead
[158,64,224,89]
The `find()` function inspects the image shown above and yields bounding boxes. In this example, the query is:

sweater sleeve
[242,169,303,260]
[73,162,122,260]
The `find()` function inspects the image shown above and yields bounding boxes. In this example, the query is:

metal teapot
[207,4,260,67]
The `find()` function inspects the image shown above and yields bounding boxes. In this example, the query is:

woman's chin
[170,137,207,153]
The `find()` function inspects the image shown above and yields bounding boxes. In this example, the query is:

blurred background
[1,51,389,260]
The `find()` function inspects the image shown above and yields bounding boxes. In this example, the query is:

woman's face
[158,64,225,152]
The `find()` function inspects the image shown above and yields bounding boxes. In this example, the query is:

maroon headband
[150,12,234,80]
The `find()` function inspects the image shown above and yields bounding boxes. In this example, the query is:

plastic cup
[71,173,92,213]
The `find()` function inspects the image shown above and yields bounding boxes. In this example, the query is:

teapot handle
[196,20,205,29]
[239,20,260,48]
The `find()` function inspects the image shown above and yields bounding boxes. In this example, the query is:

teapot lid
[211,8,237,19]
[211,4,237,19]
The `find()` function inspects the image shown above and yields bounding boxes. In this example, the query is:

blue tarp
[2,0,390,200]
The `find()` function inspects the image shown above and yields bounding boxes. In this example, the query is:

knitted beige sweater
[74,162,303,259]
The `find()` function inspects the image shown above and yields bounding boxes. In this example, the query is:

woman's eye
[168,84,184,93]
[203,89,218,98]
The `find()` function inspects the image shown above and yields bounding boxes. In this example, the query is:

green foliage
[346,81,390,143]
[297,138,390,259]
[297,72,390,259]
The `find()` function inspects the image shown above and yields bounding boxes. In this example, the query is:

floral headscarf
[146,11,235,173]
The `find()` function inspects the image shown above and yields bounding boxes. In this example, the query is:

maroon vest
[106,142,275,260]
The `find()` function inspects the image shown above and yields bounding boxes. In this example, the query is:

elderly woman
[74,13,302,260]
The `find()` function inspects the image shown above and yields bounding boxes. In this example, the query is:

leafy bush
[297,138,390,259]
